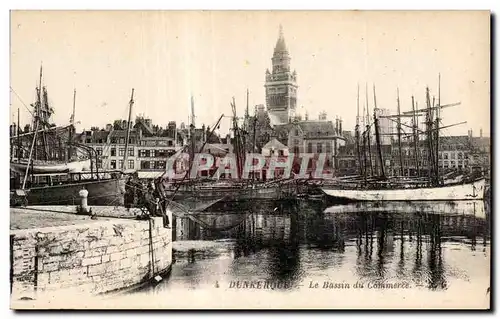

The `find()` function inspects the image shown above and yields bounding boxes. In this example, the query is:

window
[110,160,116,169]
[96,160,102,169]
[444,153,448,160]
[317,143,323,153]
[119,160,124,169]
[118,148,125,156]
[86,138,91,143]
[157,161,166,169]
[139,149,147,157]
[128,148,134,157]
[141,161,150,169]
[451,161,456,167]
[140,141,147,146]
[111,138,116,144]
[458,152,463,159]
[110,148,116,157]
[150,161,155,169]
[128,160,134,169]
[307,143,313,153]
[168,140,174,146]
[451,152,456,159]
[326,142,331,153]
[293,146,299,154]
[438,153,442,159]
[119,138,125,144]
[96,147,103,156]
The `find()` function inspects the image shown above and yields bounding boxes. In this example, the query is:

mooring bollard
[78,188,89,213]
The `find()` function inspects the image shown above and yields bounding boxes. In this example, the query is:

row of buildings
[10,25,490,181]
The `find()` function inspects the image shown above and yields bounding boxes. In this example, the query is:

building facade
[77,117,183,179]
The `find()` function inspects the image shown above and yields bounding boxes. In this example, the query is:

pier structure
[10,206,172,301]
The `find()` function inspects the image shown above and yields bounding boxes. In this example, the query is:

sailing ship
[321,76,486,202]
[159,94,288,203]
[10,66,127,206]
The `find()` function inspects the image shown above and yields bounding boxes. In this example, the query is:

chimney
[335,118,339,134]
[305,111,309,121]
[339,118,343,133]
[468,129,473,138]
[480,128,483,138]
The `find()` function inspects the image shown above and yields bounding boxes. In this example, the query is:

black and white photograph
[8,10,491,309]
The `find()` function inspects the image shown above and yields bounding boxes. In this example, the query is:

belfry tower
[265,25,298,124]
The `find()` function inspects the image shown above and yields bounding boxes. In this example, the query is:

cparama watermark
[163,152,335,180]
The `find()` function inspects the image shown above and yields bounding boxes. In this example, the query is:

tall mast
[365,83,373,176]
[411,96,420,177]
[37,64,48,161]
[245,88,250,119]
[355,84,363,177]
[191,95,196,128]
[435,74,441,185]
[425,87,434,185]
[373,84,385,179]
[396,88,403,176]
[122,88,134,171]
[252,105,257,153]
[17,108,21,162]
[68,88,76,161]
[231,98,243,178]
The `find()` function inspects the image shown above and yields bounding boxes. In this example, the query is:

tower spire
[274,24,287,54]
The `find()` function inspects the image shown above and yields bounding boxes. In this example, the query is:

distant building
[265,25,298,125]
[336,129,490,178]
[262,138,289,157]
[77,117,184,179]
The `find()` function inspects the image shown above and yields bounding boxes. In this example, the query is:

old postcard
[9,10,490,310]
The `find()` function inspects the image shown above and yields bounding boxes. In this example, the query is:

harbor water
[123,199,490,308]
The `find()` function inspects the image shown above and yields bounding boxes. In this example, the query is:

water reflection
[166,200,489,292]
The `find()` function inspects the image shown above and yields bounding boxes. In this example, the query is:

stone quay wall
[10,216,172,300]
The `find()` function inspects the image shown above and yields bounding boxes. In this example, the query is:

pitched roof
[134,119,154,136]
[263,138,287,150]
[296,121,337,138]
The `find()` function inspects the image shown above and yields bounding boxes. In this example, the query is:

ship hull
[163,183,283,202]
[21,177,126,206]
[324,200,486,219]
[321,178,486,202]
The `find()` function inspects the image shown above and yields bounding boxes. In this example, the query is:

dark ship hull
[13,177,126,206]
[163,181,286,202]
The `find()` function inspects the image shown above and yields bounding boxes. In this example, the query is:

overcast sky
[10,10,490,137]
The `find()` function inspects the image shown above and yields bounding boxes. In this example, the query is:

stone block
[59,255,83,269]
[42,261,59,272]
[109,252,121,262]
[85,246,107,258]
[88,239,110,249]
[82,256,102,267]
